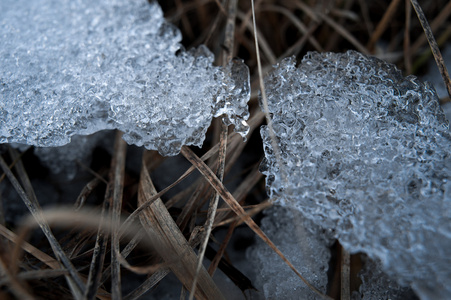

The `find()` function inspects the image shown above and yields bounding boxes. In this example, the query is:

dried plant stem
[0,152,85,299]
[0,253,33,300]
[189,120,228,300]
[250,0,286,183]
[410,0,451,98]
[139,151,224,300]
[367,0,402,51]
[207,219,237,276]
[0,221,111,300]
[123,268,171,300]
[259,4,323,52]
[341,247,351,300]
[84,210,108,300]
[411,0,451,56]
[180,146,331,299]
[110,132,127,300]
[189,0,237,295]
[404,0,412,74]
[318,11,369,54]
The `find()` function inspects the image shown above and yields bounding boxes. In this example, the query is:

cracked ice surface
[0,0,250,156]
[260,51,451,299]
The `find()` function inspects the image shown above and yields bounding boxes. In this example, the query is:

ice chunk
[246,206,333,299]
[260,51,451,299]
[0,0,250,156]
[352,256,417,300]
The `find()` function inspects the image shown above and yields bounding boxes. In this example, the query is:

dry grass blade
[99,229,145,287]
[259,4,323,52]
[250,0,286,188]
[324,0,356,52]
[74,170,106,210]
[0,151,85,299]
[0,148,28,184]
[0,223,111,300]
[237,10,277,64]
[318,12,369,55]
[214,164,263,224]
[10,207,192,299]
[189,119,228,300]
[213,200,272,228]
[123,267,171,300]
[367,0,402,51]
[180,145,331,299]
[0,223,60,270]
[280,22,322,58]
[84,132,127,300]
[404,0,412,74]
[189,0,237,296]
[341,247,351,300]
[119,130,249,235]
[207,218,237,276]
[110,132,127,299]
[138,150,224,300]
[84,195,110,299]
[410,0,451,98]
[0,252,34,300]
[410,1,451,57]
[0,269,69,284]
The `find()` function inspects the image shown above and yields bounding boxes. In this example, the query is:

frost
[246,206,333,299]
[0,0,250,156]
[261,51,451,299]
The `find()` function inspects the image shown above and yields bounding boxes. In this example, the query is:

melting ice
[0,0,250,156]
[260,50,451,299]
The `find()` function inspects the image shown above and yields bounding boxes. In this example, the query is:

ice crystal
[352,256,417,300]
[0,0,250,156]
[260,51,451,299]
[247,206,333,299]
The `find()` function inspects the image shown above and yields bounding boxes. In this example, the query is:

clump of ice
[352,256,418,300]
[0,0,250,156]
[246,206,333,299]
[260,51,451,299]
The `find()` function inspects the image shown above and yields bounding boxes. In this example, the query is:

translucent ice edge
[0,0,250,156]
[260,50,451,300]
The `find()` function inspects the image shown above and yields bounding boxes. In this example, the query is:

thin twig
[1,151,85,299]
[110,132,127,299]
[367,0,402,51]
[404,0,412,74]
[341,247,351,300]
[410,0,451,98]
[250,0,286,187]
[139,151,224,300]
[180,146,331,299]
[411,0,451,56]
[0,221,111,299]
